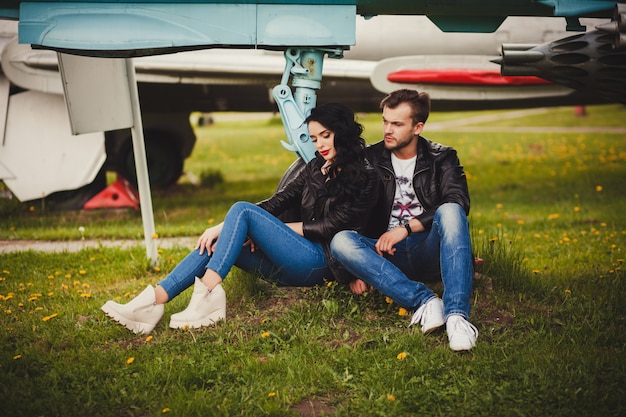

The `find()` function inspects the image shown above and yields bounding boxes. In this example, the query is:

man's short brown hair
[380,89,431,125]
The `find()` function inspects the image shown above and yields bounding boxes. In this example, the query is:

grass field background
[0,104,624,416]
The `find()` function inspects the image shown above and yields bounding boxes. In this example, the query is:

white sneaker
[446,315,478,351]
[101,285,164,334]
[169,278,226,329]
[409,297,445,334]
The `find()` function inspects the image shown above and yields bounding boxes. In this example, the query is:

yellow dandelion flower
[162,408,171,413]
[548,213,560,220]
[326,281,333,287]
[387,394,396,401]
[79,270,86,275]
[496,203,503,209]
[397,352,407,360]
[42,313,58,321]
[3,270,9,274]
[574,206,580,212]
[5,309,11,314]
[13,355,21,360]
[208,218,215,224]
[145,335,153,342]
[385,297,393,304]
[80,293,92,298]
[565,289,572,294]
[398,308,408,316]
[596,185,603,192]
[261,332,270,338]
[126,357,135,365]
[154,266,161,272]
[532,270,540,274]
[517,220,525,225]
[268,392,277,398]
[152,233,159,239]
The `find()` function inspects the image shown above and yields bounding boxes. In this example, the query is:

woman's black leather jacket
[257,153,379,281]
[364,136,470,238]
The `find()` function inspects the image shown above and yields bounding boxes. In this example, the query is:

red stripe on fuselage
[387,69,551,86]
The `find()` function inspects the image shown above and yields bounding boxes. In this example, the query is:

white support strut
[125,58,158,266]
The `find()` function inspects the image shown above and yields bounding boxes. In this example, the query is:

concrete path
[0,237,196,254]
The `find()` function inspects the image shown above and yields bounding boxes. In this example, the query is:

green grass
[0,104,625,416]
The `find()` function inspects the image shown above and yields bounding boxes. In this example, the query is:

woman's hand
[243,238,256,252]
[195,223,224,255]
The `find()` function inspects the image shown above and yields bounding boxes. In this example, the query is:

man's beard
[385,135,416,152]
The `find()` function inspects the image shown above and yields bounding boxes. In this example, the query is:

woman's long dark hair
[305,102,368,202]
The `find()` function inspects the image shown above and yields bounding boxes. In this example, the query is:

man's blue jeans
[330,203,473,319]
[158,202,329,300]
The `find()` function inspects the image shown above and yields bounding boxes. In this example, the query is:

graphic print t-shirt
[388,153,423,231]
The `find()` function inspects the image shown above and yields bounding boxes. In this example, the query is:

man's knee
[434,203,469,236]
[436,202,465,218]
[330,230,356,257]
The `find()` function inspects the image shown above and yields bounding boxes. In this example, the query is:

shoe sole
[422,320,445,335]
[101,303,153,334]
[169,309,226,329]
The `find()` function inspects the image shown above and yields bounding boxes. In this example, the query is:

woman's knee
[229,201,255,215]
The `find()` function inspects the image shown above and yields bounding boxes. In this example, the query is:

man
[330,89,477,351]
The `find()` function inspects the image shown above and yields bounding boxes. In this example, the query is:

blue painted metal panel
[257,4,355,46]
[19,3,257,52]
[17,2,355,55]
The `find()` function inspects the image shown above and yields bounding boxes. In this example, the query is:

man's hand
[375,227,407,256]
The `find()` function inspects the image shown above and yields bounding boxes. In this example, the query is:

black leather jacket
[364,136,470,238]
[258,154,379,281]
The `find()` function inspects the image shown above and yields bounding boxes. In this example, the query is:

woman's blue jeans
[330,203,473,319]
[158,202,329,300]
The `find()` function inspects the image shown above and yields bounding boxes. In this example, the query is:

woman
[102,103,378,334]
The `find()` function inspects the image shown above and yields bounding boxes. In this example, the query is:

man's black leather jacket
[364,136,470,238]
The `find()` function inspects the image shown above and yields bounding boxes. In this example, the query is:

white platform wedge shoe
[101,285,164,334]
[169,277,226,329]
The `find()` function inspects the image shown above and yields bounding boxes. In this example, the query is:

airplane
[0,0,624,263]
[0,14,614,203]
